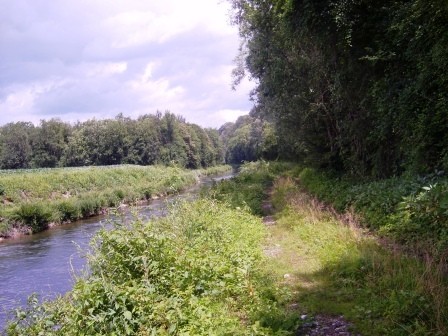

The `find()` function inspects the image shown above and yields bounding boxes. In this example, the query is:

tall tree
[31,119,71,168]
[0,122,34,169]
[228,0,448,176]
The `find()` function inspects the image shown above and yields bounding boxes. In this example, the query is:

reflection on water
[0,172,234,330]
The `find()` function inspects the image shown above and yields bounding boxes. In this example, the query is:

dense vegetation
[268,170,447,335]
[228,0,448,176]
[7,162,447,335]
[0,164,231,237]
[6,200,276,335]
[0,112,223,170]
[296,167,448,252]
[207,162,447,334]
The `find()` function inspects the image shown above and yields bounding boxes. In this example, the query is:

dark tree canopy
[228,0,448,177]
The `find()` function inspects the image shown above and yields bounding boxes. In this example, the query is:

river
[0,172,234,331]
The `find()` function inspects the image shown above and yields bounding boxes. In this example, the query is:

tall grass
[0,165,231,236]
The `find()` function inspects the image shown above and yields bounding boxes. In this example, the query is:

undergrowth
[270,175,448,335]
[6,199,283,335]
[297,168,448,252]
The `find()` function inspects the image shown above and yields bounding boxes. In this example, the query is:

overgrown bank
[6,199,277,335]
[4,162,448,335]
[0,164,232,238]
[296,167,448,253]
[269,173,447,335]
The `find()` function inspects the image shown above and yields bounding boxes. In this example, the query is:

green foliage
[219,116,279,164]
[55,200,81,222]
[296,166,448,252]
[0,165,214,236]
[397,182,448,249]
[228,0,448,176]
[0,112,224,170]
[208,161,277,215]
[0,122,34,169]
[31,119,71,168]
[6,200,281,335]
[13,203,53,233]
[269,175,448,335]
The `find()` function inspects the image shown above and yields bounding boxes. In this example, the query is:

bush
[297,167,448,251]
[55,200,80,222]
[76,196,105,217]
[397,182,448,249]
[13,203,52,233]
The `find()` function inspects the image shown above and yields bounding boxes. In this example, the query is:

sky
[0,0,253,128]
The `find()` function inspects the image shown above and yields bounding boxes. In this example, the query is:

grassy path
[262,179,362,335]
[261,174,447,335]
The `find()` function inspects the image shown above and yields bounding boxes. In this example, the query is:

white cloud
[215,109,249,123]
[0,0,253,128]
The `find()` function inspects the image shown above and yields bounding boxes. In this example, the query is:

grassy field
[0,164,231,237]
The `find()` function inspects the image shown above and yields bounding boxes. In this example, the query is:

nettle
[400,182,448,248]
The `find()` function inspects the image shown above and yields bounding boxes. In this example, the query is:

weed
[55,200,80,222]
[13,203,52,233]
[5,200,284,335]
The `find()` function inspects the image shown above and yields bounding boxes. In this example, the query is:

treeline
[219,115,279,163]
[229,0,448,177]
[0,112,224,169]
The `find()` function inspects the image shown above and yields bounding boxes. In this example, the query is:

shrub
[397,182,448,249]
[13,203,52,233]
[55,200,80,222]
[76,196,104,217]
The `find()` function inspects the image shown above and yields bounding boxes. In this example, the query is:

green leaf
[124,310,132,320]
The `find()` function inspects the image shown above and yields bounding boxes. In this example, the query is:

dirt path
[261,189,360,336]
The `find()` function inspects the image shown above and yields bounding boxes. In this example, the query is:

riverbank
[0,164,232,240]
[4,162,447,335]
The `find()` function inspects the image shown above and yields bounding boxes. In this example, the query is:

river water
[0,172,234,331]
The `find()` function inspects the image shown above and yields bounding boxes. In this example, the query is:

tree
[0,122,34,169]
[228,0,448,176]
[31,119,71,168]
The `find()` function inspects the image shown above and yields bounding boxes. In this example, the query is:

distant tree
[96,115,131,165]
[2,113,224,169]
[125,115,162,165]
[205,128,225,165]
[159,112,188,166]
[0,122,34,169]
[31,119,71,168]
[220,116,278,164]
